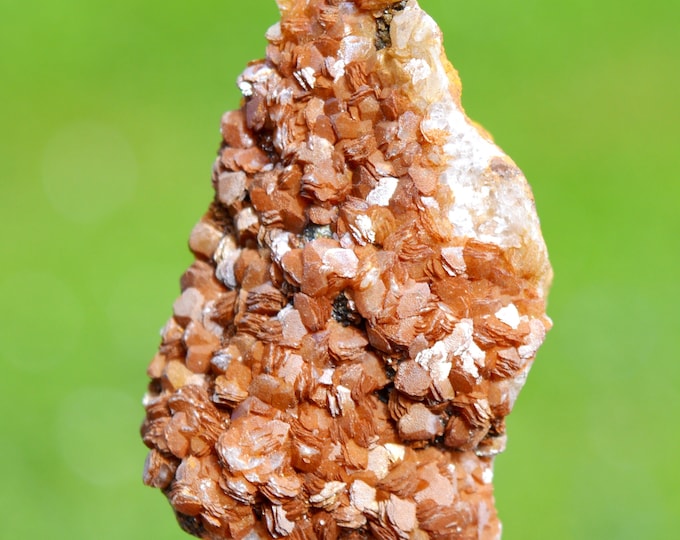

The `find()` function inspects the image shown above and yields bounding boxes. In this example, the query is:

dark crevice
[147,379,162,397]
[375,1,407,50]
[332,292,362,326]
[175,512,205,538]
[302,223,334,243]
[256,127,279,162]
[375,383,393,404]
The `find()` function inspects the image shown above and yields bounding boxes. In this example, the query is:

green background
[1,0,678,538]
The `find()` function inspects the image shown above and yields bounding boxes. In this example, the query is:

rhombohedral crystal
[141,1,553,538]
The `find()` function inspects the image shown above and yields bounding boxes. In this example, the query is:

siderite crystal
[141,1,553,539]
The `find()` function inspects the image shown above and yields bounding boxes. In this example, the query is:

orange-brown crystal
[141,1,552,539]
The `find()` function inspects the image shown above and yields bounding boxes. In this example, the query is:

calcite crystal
[141,1,553,539]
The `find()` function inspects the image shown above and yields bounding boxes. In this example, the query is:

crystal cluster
[141,1,552,538]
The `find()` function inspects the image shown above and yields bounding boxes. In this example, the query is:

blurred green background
[0,0,678,538]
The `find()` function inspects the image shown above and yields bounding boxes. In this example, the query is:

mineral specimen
[141,1,553,538]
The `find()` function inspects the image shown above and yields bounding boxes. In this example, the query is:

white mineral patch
[518,318,547,360]
[461,353,479,378]
[339,232,354,248]
[441,246,467,276]
[328,57,346,81]
[340,36,374,64]
[414,463,455,506]
[420,196,440,209]
[297,443,319,459]
[384,443,406,464]
[328,393,339,417]
[214,236,242,289]
[327,443,342,462]
[277,353,304,384]
[350,480,379,515]
[404,57,431,84]
[306,134,334,161]
[505,367,530,410]
[277,306,306,346]
[366,176,399,207]
[367,446,391,480]
[389,1,551,295]
[415,340,452,384]
[446,319,485,377]
[495,303,521,330]
[322,248,360,278]
[319,368,334,385]
[310,481,346,506]
[359,263,381,289]
[238,80,253,97]
[238,63,277,95]
[294,66,316,89]
[276,304,295,323]
[273,85,294,107]
[235,207,259,232]
[265,21,282,42]
[268,229,293,262]
[336,385,354,414]
[211,351,233,372]
[272,506,295,535]
[352,214,376,244]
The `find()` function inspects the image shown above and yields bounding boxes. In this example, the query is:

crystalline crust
[141,1,553,539]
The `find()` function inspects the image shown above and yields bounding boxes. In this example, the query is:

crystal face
[141,1,552,538]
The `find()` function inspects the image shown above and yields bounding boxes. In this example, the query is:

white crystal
[366,176,398,207]
[495,303,521,330]
[388,1,551,297]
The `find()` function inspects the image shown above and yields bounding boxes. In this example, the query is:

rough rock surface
[141,1,553,538]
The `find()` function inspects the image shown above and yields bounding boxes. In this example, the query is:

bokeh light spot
[106,263,180,359]
[56,387,141,487]
[42,122,137,223]
[0,271,84,372]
